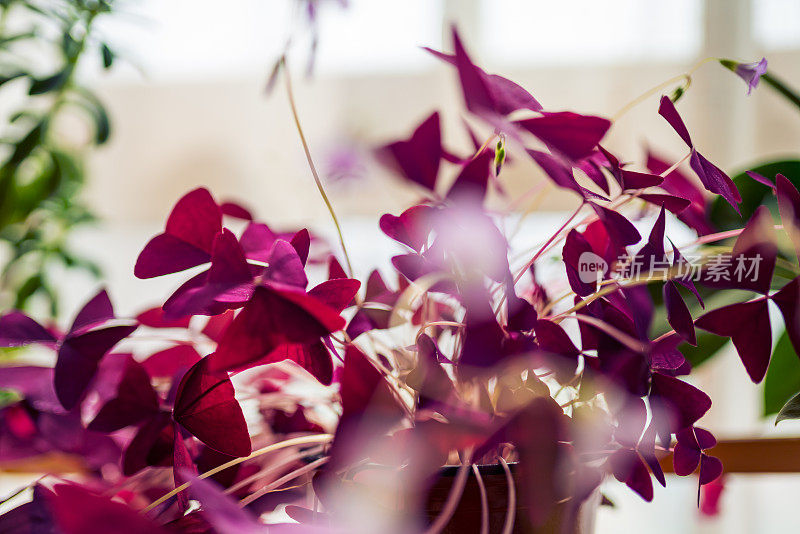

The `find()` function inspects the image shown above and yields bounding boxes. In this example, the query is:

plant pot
[424,464,598,534]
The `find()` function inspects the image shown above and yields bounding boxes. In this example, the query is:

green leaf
[764,331,800,416]
[0,31,36,48]
[72,89,110,144]
[762,72,800,113]
[6,120,46,167]
[0,71,27,88]
[13,273,42,309]
[776,390,800,425]
[101,43,114,69]
[28,70,69,95]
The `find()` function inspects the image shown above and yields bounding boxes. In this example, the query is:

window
[479,0,703,65]
[753,0,800,50]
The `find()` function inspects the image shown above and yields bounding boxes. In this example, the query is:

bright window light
[479,0,703,66]
[753,0,800,50]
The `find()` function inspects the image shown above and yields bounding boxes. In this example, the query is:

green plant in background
[0,0,116,315]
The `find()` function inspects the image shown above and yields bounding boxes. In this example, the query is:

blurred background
[2,0,800,532]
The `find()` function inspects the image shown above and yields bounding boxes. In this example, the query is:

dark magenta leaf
[379,204,434,252]
[173,358,251,457]
[649,372,712,432]
[0,311,57,347]
[55,324,138,410]
[695,298,772,383]
[690,149,742,214]
[48,483,169,534]
[135,188,222,278]
[664,281,696,345]
[380,111,442,191]
[210,285,344,372]
[289,229,311,266]
[444,147,494,204]
[307,278,361,312]
[658,96,694,147]
[610,449,653,502]
[88,356,159,432]
[69,289,114,334]
[590,203,641,247]
[142,344,202,378]
[136,306,191,329]
[516,112,611,162]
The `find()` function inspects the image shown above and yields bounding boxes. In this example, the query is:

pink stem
[472,465,489,534]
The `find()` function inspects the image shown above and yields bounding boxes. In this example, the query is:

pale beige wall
[85,52,800,229]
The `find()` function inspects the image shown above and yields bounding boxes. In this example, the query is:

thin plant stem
[424,450,473,534]
[612,74,690,122]
[499,458,516,534]
[282,59,354,276]
[223,446,323,495]
[239,457,328,507]
[141,433,333,513]
[472,464,489,534]
[561,314,648,353]
[611,57,716,122]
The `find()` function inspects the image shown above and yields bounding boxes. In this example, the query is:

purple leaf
[0,312,57,347]
[649,372,712,432]
[220,200,253,220]
[658,96,694,147]
[307,278,361,312]
[135,188,222,278]
[260,341,334,385]
[444,147,494,204]
[699,454,724,485]
[136,306,191,329]
[689,150,742,213]
[610,449,653,502]
[425,29,542,117]
[55,324,138,410]
[563,229,597,297]
[380,111,442,190]
[529,149,607,200]
[48,483,169,534]
[590,203,641,247]
[88,356,159,432]
[664,281,696,345]
[69,289,114,333]
[173,358,251,457]
[695,298,772,383]
[210,285,344,372]
[263,239,308,289]
[746,170,776,191]
[639,193,692,213]
[379,204,434,252]
[516,112,611,161]
[142,344,202,378]
[290,229,311,266]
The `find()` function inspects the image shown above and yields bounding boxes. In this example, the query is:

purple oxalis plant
[0,27,792,533]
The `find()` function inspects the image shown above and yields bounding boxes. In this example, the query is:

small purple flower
[720,57,768,95]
